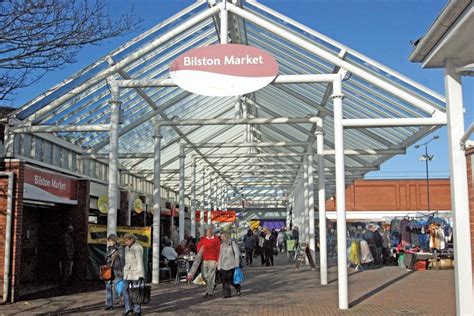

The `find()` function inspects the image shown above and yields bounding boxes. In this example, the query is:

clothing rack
[347,238,364,272]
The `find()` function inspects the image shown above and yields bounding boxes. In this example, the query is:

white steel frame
[4,0,466,312]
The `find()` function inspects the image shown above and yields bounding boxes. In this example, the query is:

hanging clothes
[390,219,401,233]
[429,224,445,250]
[360,240,374,264]
[399,218,411,248]
[348,240,361,265]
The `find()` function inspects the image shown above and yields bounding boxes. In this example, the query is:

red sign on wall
[170,44,279,97]
[24,167,78,204]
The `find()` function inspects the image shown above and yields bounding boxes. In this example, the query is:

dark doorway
[20,205,71,286]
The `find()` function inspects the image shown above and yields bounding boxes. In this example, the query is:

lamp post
[414,135,439,212]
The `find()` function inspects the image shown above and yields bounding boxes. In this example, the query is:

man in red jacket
[197,226,221,297]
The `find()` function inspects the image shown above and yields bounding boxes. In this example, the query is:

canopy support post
[107,87,121,237]
[333,75,348,310]
[179,144,186,241]
[152,120,162,284]
[191,157,197,238]
[317,130,328,285]
[445,61,473,316]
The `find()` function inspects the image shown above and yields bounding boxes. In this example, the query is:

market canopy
[6,0,446,207]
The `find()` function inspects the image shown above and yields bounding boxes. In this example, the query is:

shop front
[0,162,90,301]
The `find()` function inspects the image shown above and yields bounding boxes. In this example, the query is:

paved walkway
[0,255,455,315]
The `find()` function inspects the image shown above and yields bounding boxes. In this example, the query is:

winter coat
[124,242,145,281]
[106,245,125,279]
[244,233,257,250]
[218,240,240,271]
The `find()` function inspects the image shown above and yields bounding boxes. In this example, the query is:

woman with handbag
[104,234,125,311]
[123,233,145,316]
[217,231,241,299]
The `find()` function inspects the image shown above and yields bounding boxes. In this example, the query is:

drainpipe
[1,172,14,304]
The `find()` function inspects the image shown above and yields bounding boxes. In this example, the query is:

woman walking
[217,231,241,298]
[262,228,276,266]
[104,234,125,311]
[123,234,145,316]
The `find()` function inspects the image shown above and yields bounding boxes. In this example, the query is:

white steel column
[220,2,228,44]
[107,89,121,237]
[445,62,473,316]
[307,143,316,262]
[152,120,162,284]
[191,157,197,238]
[178,144,185,242]
[208,173,212,226]
[200,167,206,236]
[333,76,348,309]
[303,155,309,247]
[317,131,328,285]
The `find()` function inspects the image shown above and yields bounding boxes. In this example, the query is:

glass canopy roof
[9,0,446,206]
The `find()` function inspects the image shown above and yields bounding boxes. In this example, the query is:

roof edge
[409,0,472,63]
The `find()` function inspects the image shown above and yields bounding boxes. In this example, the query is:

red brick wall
[70,180,90,282]
[0,160,24,302]
[466,149,474,276]
[326,179,451,212]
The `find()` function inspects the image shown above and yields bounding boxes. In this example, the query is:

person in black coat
[373,226,384,265]
[262,228,276,266]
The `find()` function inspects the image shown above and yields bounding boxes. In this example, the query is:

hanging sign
[195,210,236,223]
[170,44,279,97]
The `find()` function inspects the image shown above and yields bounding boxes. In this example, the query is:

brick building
[325,178,451,221]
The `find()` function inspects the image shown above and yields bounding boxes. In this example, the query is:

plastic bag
[115,278,124,296]
[233,267,244,284]
[192,273,206,285]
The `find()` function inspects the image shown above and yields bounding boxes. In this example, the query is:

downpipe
[0,172,13,304]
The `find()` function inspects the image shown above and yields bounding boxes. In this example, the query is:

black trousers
[220,268,241,297]
[245,249,254,265]
[264,248,274,266]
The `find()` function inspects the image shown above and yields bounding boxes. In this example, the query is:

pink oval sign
[170,44,279,97]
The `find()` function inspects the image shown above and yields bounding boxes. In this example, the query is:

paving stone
[0,255,455,315]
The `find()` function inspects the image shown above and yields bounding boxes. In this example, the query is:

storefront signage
[170,44,279,96]
[24,167,78,204]
[87,224,151,248]
[195,210,236,223]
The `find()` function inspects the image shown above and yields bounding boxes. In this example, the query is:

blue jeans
[123,280,141,313]
[106,279,123,307]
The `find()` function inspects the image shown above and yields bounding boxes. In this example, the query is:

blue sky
[8,0,474,180]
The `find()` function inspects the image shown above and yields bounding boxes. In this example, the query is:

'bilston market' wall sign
[170,44,279,97]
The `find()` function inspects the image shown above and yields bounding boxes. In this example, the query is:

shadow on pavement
[349,270,416,308]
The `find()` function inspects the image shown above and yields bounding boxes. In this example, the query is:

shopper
[161,240,178,278]
[104,234,125,310]
[363,225,377,267]
[292,226,300,248]
[373,226,384,265]
[170,225,180,248]
[176,239,191,256]
[380,226,391,264]
[197,226,221,298]
[123,233,145,316]
[218,231,241,298]
[277,230,285,253]
[262,228,276,266]
[244,229,257,265]
[59,224,74,285]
